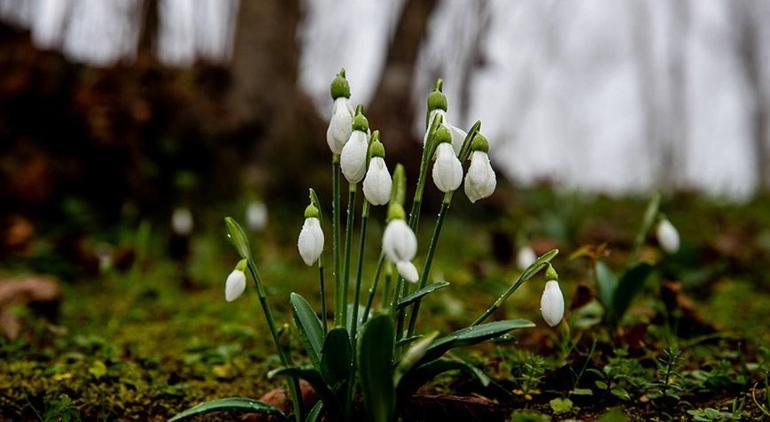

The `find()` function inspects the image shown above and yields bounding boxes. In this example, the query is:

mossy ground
[2,189,770,420]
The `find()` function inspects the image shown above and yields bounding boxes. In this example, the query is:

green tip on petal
[387,203,406,221]
[369,134,385,158]
[330,70,351,99]
[352,112,369,132]
[235,258,248,272]
[470,132,489,153]
[427,90,447,112]
[304,204,320,219]
[545,264,559,281]
[435,125,452,144]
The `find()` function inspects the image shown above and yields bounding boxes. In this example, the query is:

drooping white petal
[397,261,419,283]
[298,217,324,266]
[432,143,463,192]
[540,280,565,327]
[246,201,268,231]
[464,151,497,203]
[656,219,680,254]
[448,125,467,155]
[225,269,247,302]
[382,219,417,263]
[362,157,392,206]
[516,246,537,271]
[340,130,369,183]
[171,207,194,236]
[326,97,354,154]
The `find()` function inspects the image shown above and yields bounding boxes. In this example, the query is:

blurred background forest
[3,1,770,419]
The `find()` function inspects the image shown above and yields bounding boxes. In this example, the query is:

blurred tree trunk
[367,0,437,162]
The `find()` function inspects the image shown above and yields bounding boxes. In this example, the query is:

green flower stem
[318,258,327,335]
[332,157,342,324]
[341,184,357,325]
[362,253,386,323]
[405,193,452,338]
[395,280,409,341]
[245,261,302,422]
[381,262,393,311]
[350,200,370,339]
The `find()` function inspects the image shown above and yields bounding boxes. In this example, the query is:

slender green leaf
[346,303,365,336]
[611,262,654,323]
[306,401,324,422]
[321,327,352,391]
[422,319,534,363]
[358,314,396,422]
[396,335,422,347]
[169,397,287,422]
[397,358,491,397]
[395,281,450,310]
[595,261,616,310]
[290,293,324,369]
[224,217,251,259]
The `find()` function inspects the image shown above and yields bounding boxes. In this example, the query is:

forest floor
[2,190,770,421]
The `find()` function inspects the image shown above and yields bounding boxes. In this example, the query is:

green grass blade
[169,397,288,422]
[396,281,450,310]
[422,319,535,363]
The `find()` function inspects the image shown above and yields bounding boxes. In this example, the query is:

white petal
[656,220,680,254]
[246,201,268,231]
[516,246,537,271]
[171,207,193,235]
[448,125,467,155]
[326,98,353,154]
[362,157,392,206]
[298,217,324,266]
[382,219,417,263]
[464,151,496,202]
[225,269,247,302]
[540,280,564,327]
[432,143,463,192]
[397,261,419,283]
[340,131,368,183]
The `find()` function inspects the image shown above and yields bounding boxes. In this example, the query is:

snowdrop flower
[431,126,463,193]
[540,266,564,327]
[171,207,193,236]
[225,260,248,302]
[656,218,680,254]
[423,84,466,154]
[326,69,354,155]
[516,245,537,271]
[297,204,324,266]
[382,205,419,283]
[340,112,369,183]
[246,200,268,231]
[464,133,496,203]
[362,135,392,206]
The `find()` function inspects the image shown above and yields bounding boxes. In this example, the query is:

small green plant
[170,72,562,422]
[574,193,680,330]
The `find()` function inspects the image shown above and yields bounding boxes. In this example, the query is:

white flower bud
[246,201,268,231]
[362,157,392,206]
[225,269,247,302]
[298,217,324,266]
[464,151,496,203]
[397,261,419,283]
[432,142,463,192]
[326,97,354,154]
[656,219,680,254]
[540,280,564,327]
[340,130,368,183]
[383,219,419,282]
[171,207,193,236]
[516,246,537,271]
